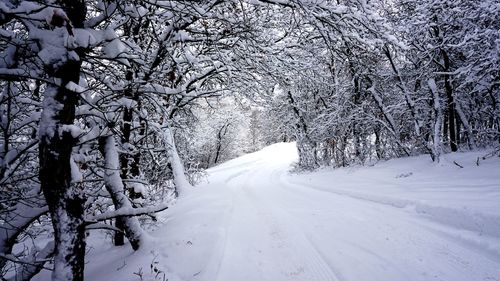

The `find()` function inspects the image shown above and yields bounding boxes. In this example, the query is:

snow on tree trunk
[367,85,410,157]
[455,102,477,149]
[98,136,144,250]
[441,49,459,152]
[297,136,319,170]
[384,46,422,137]
[428,78,442,162]
[164,127,193,197]
[37,1,88,280]
[39,83,86,281]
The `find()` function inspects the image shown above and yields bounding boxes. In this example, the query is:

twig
[476,146,500,166]
[85,222,124,232]
[85,202,169,223]
[0,253,53,271]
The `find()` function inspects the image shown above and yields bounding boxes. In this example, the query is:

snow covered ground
[35,142,500,281]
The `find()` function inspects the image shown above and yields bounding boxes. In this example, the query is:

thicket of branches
[259,0,499,169]
[0,0,498,280]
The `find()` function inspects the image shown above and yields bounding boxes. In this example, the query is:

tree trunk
[164,126,193,197]
[441,49,458,152]
[98,136,144,250]
[117,70,142,245]
[286,91,318,169]
[375,128,382,160]
[384,46,422,137]
[38,2,87,280]
[428,78,442,162]
[39,60,86,281]
[455,96,476,148]
[214,122,230,164]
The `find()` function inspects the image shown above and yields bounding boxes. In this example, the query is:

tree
[1,0,498,279]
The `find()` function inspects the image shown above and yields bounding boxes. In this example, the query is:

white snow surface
[35,142,500,281]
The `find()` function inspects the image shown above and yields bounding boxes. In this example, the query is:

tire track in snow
[200,143,500,281]
[213,168,271,281]
[192,171,240,281]
[241,168,341,281]
[263,168,412,280]
[278,181,500,265]
[213,165,340,281]
[266,164,500,280]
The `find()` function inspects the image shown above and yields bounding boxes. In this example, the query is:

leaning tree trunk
[38,1,87,280]
[98,136,145,250]
[164,126,193,197]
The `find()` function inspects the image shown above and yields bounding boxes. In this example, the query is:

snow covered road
[66,142,500,281]
[155,142,500,281]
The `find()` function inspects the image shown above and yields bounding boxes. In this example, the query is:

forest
[0,0,498,281]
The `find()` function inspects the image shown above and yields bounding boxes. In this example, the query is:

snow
[70,29,97,49]
[70,156,82,183]
[173,30,192,42]
[38,86,62,139]
[164,127,193,197]
[103,38,127,59]
[60,124,82,138]
[131,182,147,196]
[37,44,67,67]
[0,193,48,256]
[34,142,500,281]
[0,44,16,67]
[117,97,137,109]
[65,81,86,94]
